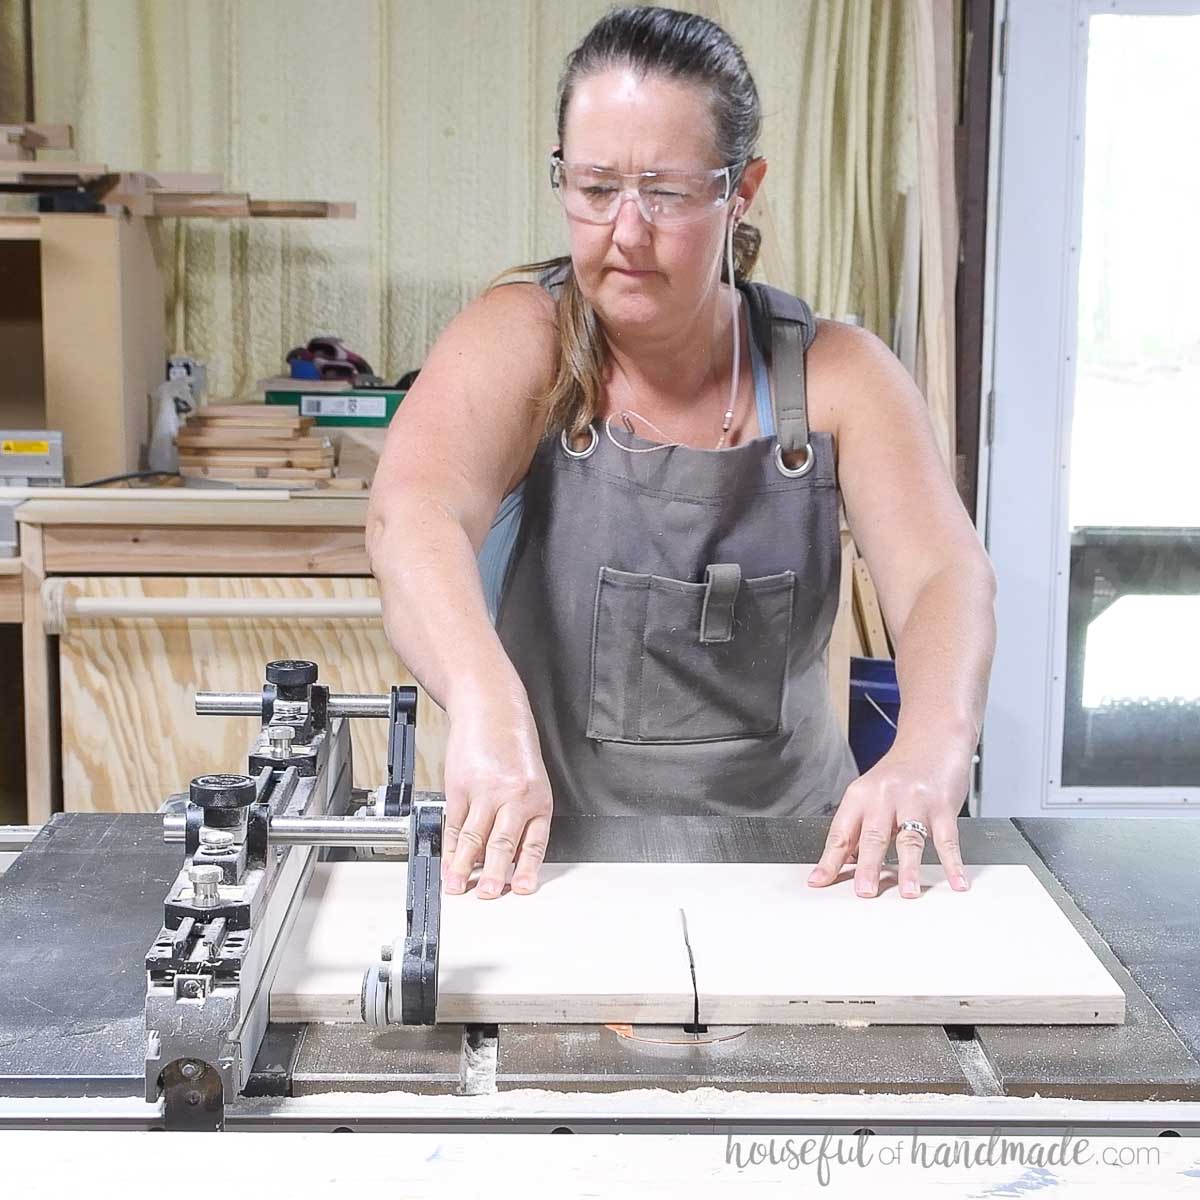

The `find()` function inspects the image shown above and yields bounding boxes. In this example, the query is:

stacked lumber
[0,125,355,219]
[176,405,362,489]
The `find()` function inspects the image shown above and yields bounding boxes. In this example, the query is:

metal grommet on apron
[496,279,860,818]
[774,442,816,478]
[560,426,598,459]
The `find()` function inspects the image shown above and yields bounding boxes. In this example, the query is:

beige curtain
[30,0,956,462]
[0,0,28,122]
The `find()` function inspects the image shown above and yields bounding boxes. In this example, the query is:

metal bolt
[187,863,222,908]
[181,979,203,999]
[181,1061,199,1079]
[199,828,236,854]
[380,943,393,962]
[268,724,296,759]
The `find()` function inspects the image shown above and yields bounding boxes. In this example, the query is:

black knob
[189,773,257,809]
[266,660,318,688]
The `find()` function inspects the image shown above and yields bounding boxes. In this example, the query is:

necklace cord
[604,211,742,456]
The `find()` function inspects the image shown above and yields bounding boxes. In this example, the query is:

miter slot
[943,1024,1003,1097]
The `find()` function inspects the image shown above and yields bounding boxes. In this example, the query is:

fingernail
[445,875,464,893]
[477,880,498,898]
[955,874,970,891]
[808,868,825,884]
[856,883,876,897]
[902,881,918,897]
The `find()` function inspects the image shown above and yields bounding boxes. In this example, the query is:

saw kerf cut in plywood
[271,862,1126,1028]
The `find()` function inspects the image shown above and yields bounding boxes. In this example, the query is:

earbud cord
[604,207,742,455]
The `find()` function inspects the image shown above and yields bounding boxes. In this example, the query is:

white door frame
[979,0,1200,818]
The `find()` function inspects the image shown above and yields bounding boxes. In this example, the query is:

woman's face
[559,67,758,337]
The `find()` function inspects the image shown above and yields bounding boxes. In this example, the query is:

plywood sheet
[40,215,166,484]
[271,862,1126,1027]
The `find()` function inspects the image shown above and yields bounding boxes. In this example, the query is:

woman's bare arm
[805,321,998,900]
[365,281,559,896]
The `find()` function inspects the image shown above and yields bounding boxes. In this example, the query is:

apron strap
[743,283,818,456]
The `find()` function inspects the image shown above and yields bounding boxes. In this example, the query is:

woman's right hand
[440,686,553,900]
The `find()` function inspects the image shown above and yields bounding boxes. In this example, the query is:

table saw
[1,659,1198,1135]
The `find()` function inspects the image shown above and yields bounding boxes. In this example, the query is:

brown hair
[491,5,763,442]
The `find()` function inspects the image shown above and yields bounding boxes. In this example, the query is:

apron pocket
[586,565,796,743]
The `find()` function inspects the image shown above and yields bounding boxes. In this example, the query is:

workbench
[1,814,1197,1133]
[13,494,448,821]
[10,493,863,825]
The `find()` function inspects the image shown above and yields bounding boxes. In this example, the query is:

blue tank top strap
[747,311,774,438]
[478,480,525,621]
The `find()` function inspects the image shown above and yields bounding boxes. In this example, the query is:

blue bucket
[848,656,900,772]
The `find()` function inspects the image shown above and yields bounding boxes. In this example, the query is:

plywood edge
[272,992,1124,1029]
[271,994,694,1026]
[15,497,368,526]
[0,217,42,242]
[702,994,1126,1027]
[1,487,290,502]
[0,573,22,622]
[40,525,371,574]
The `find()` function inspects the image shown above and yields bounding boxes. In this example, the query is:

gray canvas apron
[494,280,860,816]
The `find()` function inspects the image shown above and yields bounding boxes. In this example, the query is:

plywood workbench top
[14,495,369,528]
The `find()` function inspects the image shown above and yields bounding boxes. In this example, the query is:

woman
[366,7,997,906]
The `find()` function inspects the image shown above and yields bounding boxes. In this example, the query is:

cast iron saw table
[1,810,1198,1134]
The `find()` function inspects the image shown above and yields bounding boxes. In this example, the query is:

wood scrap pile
[176,405,364,490]
[0,124,355,219]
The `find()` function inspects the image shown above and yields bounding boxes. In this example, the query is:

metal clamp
[361,802,443,1027]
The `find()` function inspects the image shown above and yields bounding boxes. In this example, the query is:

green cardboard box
[264,387,404,428]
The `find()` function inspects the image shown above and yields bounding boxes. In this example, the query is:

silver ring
[560,425,598,459]
[773,441,816,478]
[898,819,929,840]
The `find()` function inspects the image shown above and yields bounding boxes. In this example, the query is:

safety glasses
[549,150,743,228]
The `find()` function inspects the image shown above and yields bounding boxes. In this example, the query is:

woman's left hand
[807,741,973,899]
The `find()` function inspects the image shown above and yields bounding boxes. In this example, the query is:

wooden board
[852,556,891,658]
[0,571,20,624]
[333,428,386,487]
[17,497,367,525]
[0,161,109,181]
[192,416,314,432]
[271,861,1126,1026]
[197,403,299,418]
[827,528,855,733]
[0,627,25,823]
[0,568,21,623]
[38,525,369,574]
[20,526,56,822]
[176,432,329,450]
[56,575,448,811]
[40,215,166,484]
[180,464,334,481]
[179,449,333,469]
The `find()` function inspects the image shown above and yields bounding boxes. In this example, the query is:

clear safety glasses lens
[549,158,737,228]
